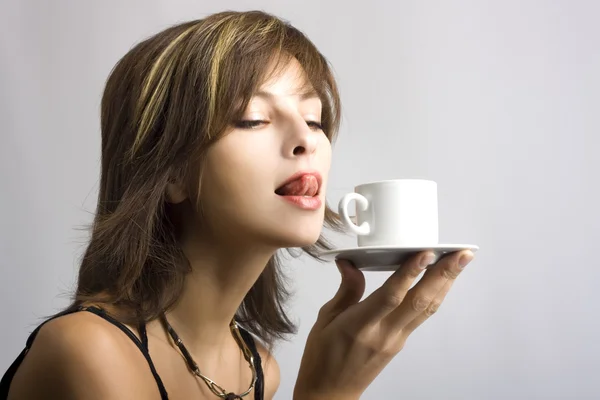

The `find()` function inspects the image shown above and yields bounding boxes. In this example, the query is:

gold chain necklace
[161,316,257,399]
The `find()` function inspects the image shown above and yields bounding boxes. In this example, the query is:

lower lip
[278,195,322,210]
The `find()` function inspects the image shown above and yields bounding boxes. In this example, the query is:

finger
[401,275,455,338]
[383,250,474,332]
[354,251,436,323]
[403,250,475,335]
[317,259,366,326]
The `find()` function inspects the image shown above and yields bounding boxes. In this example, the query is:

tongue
[277,175,318,197]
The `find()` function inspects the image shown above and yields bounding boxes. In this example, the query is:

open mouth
[275,173,321,197]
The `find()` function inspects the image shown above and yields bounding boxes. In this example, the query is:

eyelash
[235,120,324,131]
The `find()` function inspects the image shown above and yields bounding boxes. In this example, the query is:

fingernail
[458,252,474,268]
[420,252,436,268]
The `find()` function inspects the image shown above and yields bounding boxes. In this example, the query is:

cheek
[323,139,332,166]
[201,134,274,202]
[318,136,332,176]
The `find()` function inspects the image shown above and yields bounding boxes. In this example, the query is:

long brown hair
[71,10,343,348]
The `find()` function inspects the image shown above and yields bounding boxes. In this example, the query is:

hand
[294,250,475,400]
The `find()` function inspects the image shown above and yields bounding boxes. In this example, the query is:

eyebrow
[254,89,320,102]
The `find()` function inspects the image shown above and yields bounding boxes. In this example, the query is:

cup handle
[338,193,370,236]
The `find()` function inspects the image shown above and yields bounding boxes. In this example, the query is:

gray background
[1,0,598,399]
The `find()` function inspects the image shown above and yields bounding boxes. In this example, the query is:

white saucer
[317,244,479,271]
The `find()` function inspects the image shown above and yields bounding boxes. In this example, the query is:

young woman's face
[198,58,332,248]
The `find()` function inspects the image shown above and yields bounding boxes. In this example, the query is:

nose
[284,119,318,158]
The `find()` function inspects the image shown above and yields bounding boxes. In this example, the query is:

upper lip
[275,171,323,196]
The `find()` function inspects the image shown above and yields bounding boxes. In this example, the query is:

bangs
[205,14,341,142]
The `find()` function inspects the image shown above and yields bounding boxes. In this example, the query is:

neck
[164,229,275,356]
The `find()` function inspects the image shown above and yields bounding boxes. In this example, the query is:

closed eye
[234,120,268,129]
[234,120,323,131]
[307,121,324,131]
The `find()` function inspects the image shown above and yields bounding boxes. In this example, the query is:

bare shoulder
[8,311,161,400]
[253,339,281,400]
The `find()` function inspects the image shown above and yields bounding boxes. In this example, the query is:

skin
[7,58,475,400]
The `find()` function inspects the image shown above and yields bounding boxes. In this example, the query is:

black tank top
[0,306,265,400]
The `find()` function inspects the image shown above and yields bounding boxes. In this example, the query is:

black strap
[0,345,30,398]
[238,327,264,400]
[139,321,150,351]
[81,307,169,400]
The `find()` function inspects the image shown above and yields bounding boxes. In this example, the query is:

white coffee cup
[338,179,439,247]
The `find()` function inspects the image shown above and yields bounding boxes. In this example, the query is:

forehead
[258,57,317,98]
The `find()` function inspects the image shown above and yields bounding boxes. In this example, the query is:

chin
[289,232,322,248]
[263,220,324,249]
[277,236,321,249]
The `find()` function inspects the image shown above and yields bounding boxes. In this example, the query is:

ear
[166,182,188,204]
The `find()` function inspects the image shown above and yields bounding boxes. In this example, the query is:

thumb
[318,259,366,326]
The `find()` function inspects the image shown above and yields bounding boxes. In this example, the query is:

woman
[1,10,474,400]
